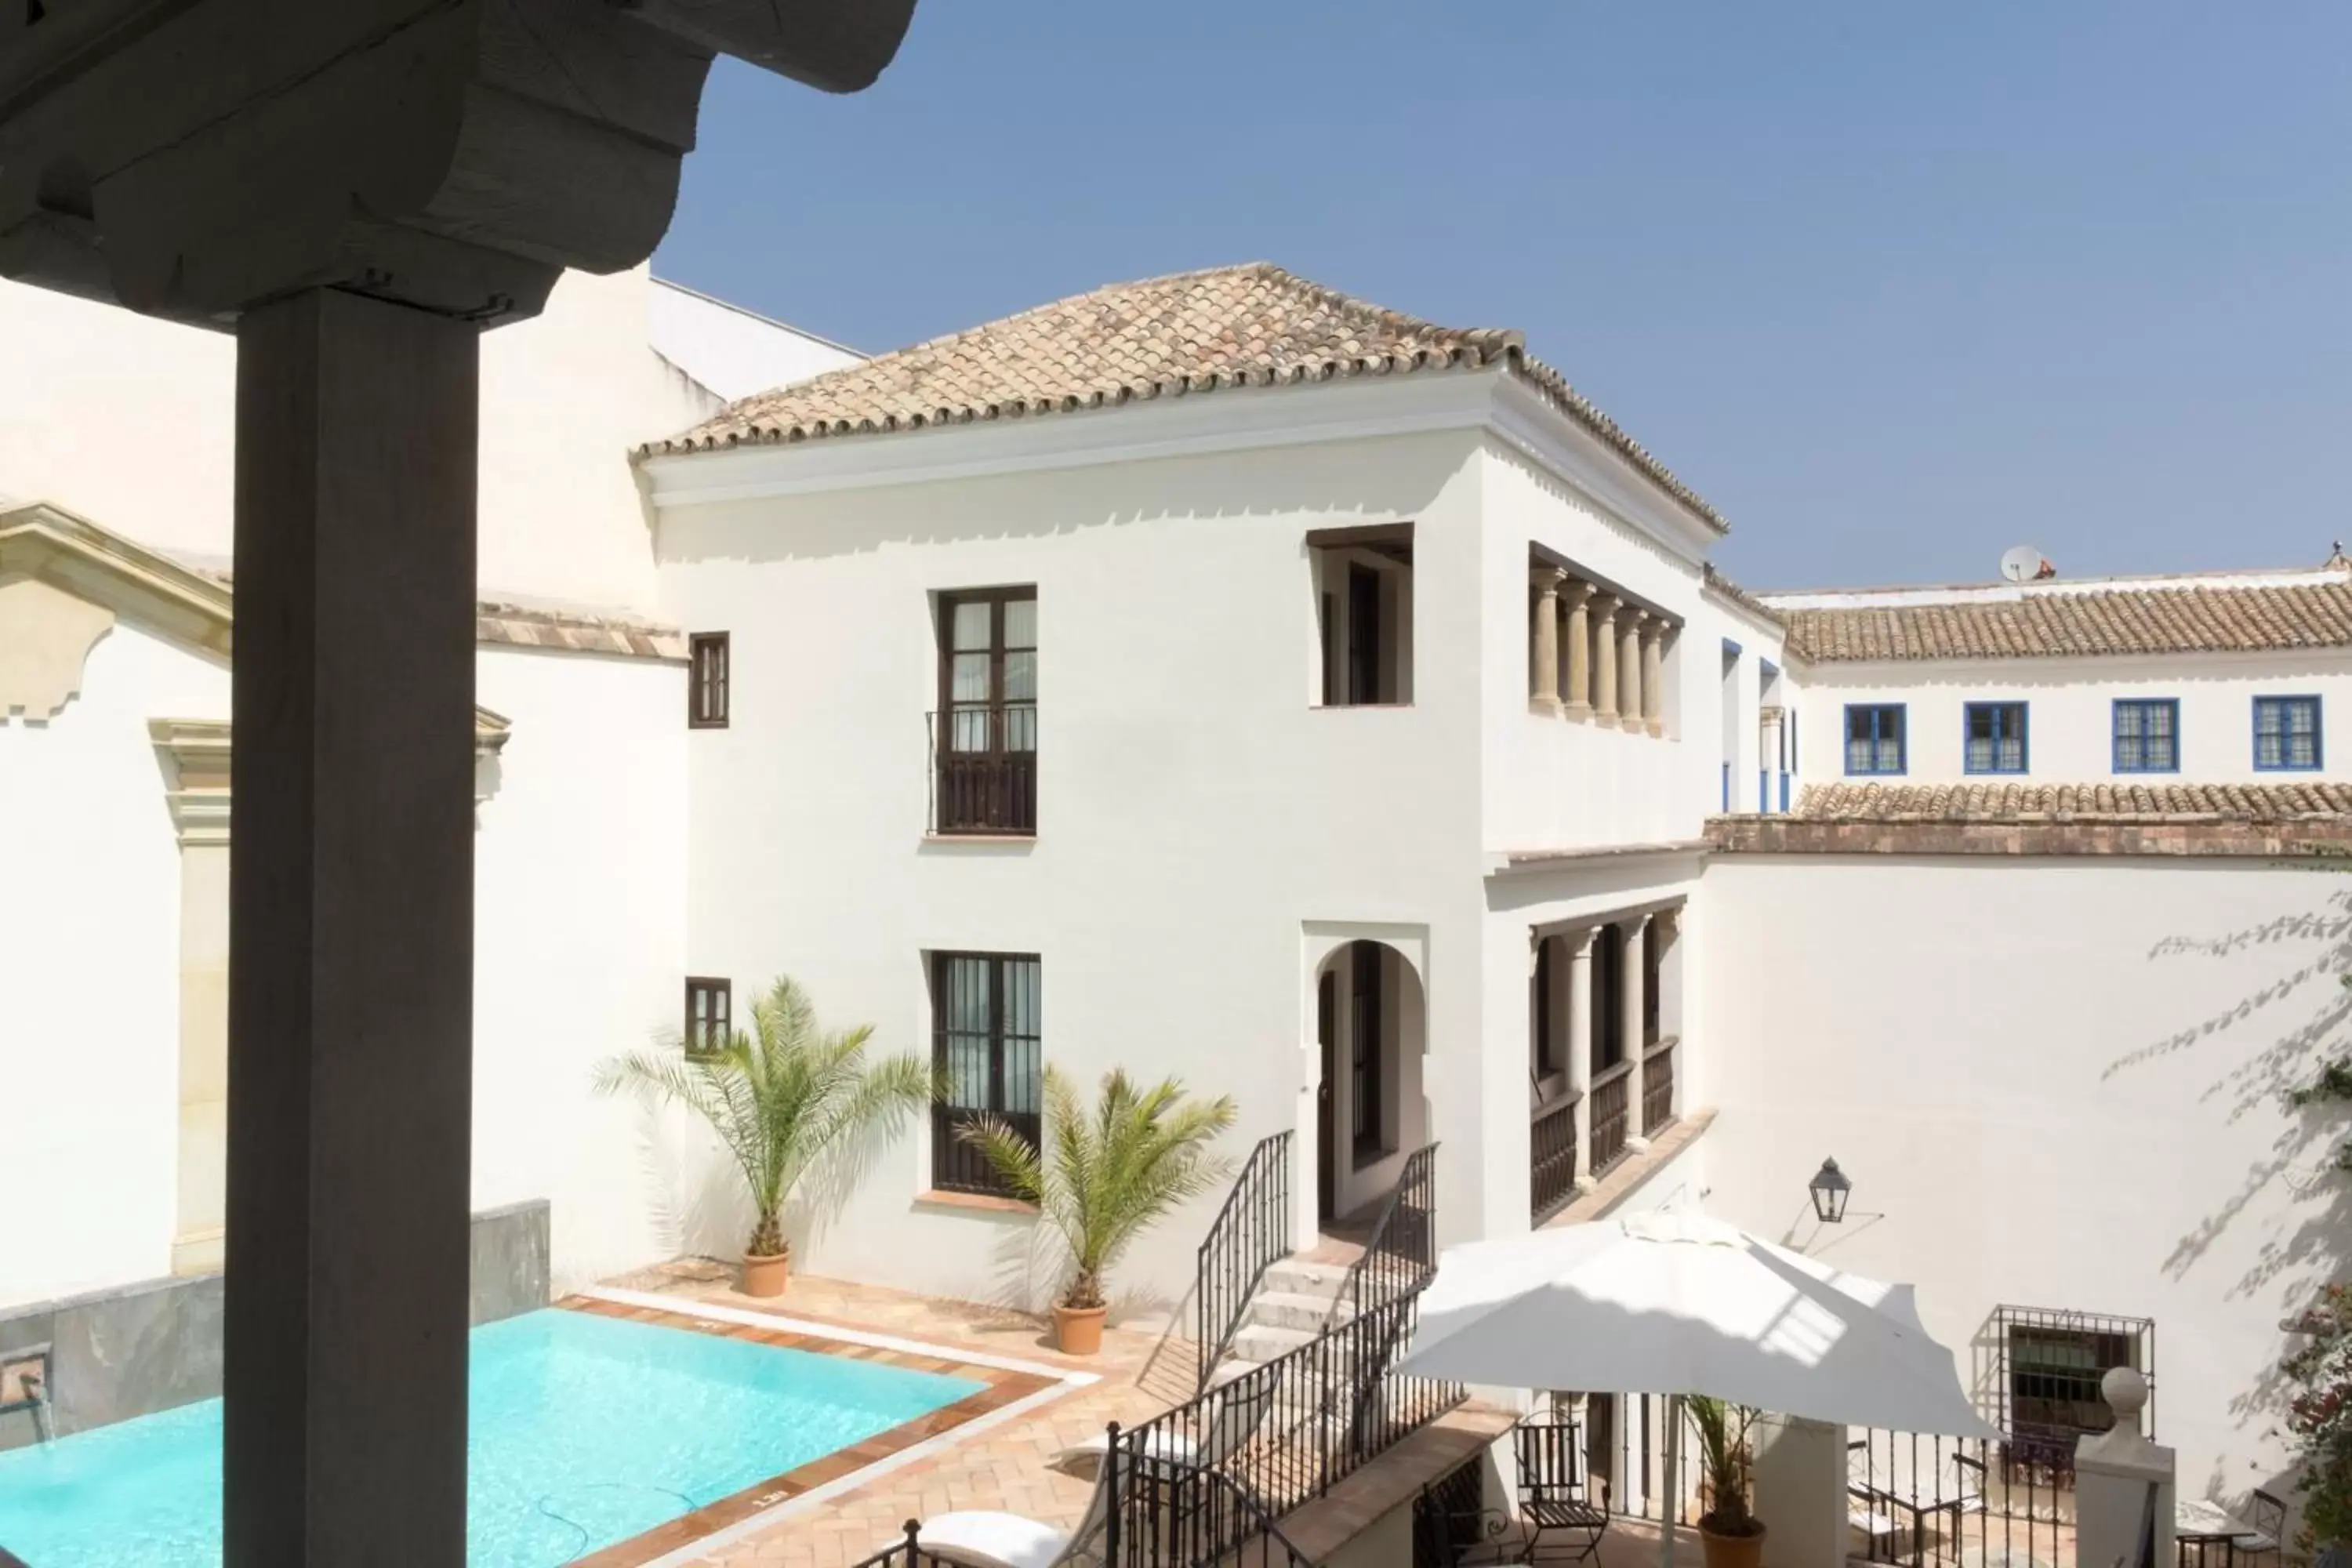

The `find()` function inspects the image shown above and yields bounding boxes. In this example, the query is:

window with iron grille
[934,589,1037,833]
[2255,695,2322,771]
[929,953,1042,1197]
[2113,699,2179,773]
[1844,703,1906,775]
[683,977,731,1058]
[688,633,729,728]
[1965,701,2029,775]
[1992,1305,2154,1469]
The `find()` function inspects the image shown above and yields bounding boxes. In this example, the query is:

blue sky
[654,3,2350,590]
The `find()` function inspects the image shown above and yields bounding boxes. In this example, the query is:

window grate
[1991,1304,2154,1480]
[2112,699,2178,774]
[688,633,730,728]
[929,952,1042,1196]
[683,977,731,1058]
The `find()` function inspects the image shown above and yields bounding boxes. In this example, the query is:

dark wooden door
[1316,968,1337,1225]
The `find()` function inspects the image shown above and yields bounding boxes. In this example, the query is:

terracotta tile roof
[1701,564,1784,630]
[641,263,1729,535]
[1777,579,2352,662]
[1791,781,2352,823]
[473,601,687,662]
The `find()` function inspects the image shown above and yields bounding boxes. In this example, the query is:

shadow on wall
[2104,879,2352,1505]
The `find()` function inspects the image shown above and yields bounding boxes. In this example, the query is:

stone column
[1619,608,1647,733]
[227,288,479,1564]
[1622,915,1651,1151]
[1642,621,1667,738]
[1566,928,1595,1189]
[2075,1370,2174,1568]
[1591,596,1620,724]
[1529,567,1564,713]
[1562,583,1595,721]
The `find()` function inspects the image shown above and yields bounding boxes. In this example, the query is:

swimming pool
[0,1306,985,1566]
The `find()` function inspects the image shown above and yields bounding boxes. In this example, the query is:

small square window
[684,977,731,1057]
[688,633,730,729]
[2255,696,2322,771]
[1844,704,1906,775]
[2113,699,2179,774]
[1965,702,2029,775]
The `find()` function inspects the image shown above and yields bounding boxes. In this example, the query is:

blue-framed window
[1964,702,2029,775]
[2254,695,2322,771]
[1844,703,1906,775]
[2112,699,2180,774]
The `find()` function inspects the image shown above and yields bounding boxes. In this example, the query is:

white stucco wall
[1788,651,2352,786]
[471,646,689,1297]
[1700,853,2337,1508]
[658,429,1496,1314]
[648,279,862,404]
[0,267,725,615]
[0,622,227,1307]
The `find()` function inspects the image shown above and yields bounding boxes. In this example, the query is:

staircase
[1212,1253,1356,1385]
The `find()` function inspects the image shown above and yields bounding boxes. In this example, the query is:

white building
[4,260,2340,1518]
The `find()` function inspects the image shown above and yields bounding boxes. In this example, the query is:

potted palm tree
[1688,1396,1766,1568]
[962,1066,1236,1355]
[596,975,932,1298]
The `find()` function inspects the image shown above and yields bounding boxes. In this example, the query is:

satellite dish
[2000,545,2046,584]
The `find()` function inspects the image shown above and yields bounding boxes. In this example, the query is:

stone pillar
[2077,1370,2175,1568]
[1619,608,1647,733]
[1751,1416,1849,1568]
[1622,915,1651,1152]
[1530,568,1564,713]
[1592,596,1620,724]
[1566,929,1595,1188]
[1562,583,1595,721]
[1642,622,1667,738]
[226,288,479,1565]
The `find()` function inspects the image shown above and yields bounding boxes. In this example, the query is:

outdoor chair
[1413,1476,1518,1567]
[1513,1408,1611,1564]
[2238,1489,2285,1568]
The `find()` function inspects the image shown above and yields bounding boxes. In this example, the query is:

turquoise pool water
[0,1307,984,1566]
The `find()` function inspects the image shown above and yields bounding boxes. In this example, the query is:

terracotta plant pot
[740,1250,789,1298]
[1698,1519,1766,1568]
[1051,1302,1108,1356]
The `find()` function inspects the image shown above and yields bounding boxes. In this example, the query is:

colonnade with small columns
[1530,903,1684,1222]
[1528,564,1675,736]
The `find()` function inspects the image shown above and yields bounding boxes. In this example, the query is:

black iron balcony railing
[1530,1094,1580,1225]
[1197,1130,1293,1388]
[1641,1036,1677,1138]
[928,705,1036,835]
[1588,1062,1632,1176]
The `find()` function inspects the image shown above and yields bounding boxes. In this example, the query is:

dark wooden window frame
[683,976,731,1058]
[1351,941,1386,1165]
[688,632,730,728]
[928,950,1043,1197]
[934,587,1038,835]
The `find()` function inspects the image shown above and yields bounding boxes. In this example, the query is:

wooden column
[1562,583,1595,721]
[1642,622,1667,737]
[226,288,479,1566]
[1621,915,1651,1151]
[1530,567,1564,713]
[1591,596,1620,724]
[1566,928,1595,1189]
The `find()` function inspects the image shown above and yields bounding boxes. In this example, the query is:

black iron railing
[1641,1037,1677,1137]
[1849,1426,2067,1568]
[1344,1143,1438,1318]
[1588,1065,1631,1175]
[1530,1096,1580,1225]
[929,1103,1038,1200]
[1197,1131,1294,1388]
[928,705,1036,835]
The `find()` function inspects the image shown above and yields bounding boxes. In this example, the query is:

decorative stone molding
[151,712,511,843]
[0,575,114,720]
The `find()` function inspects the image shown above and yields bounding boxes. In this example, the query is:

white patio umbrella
[1395,1211,1997,1567]
[1396,1210,1995,1437]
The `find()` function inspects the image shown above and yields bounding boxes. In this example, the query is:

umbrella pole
[1660,1394,1682,1568]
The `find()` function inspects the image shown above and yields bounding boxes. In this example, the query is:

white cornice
[640,369,1504,507]
[1487,375,1720,567]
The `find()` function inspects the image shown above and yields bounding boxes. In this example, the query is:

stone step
[1259,1257,1352,1298]
[1227,1321,1318,1365]
[1247,1290,1356,1333]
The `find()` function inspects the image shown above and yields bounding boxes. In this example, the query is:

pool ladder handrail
[1,1342,54,1443]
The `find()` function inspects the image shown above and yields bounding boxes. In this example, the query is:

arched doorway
[1311,938,1428,1232]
